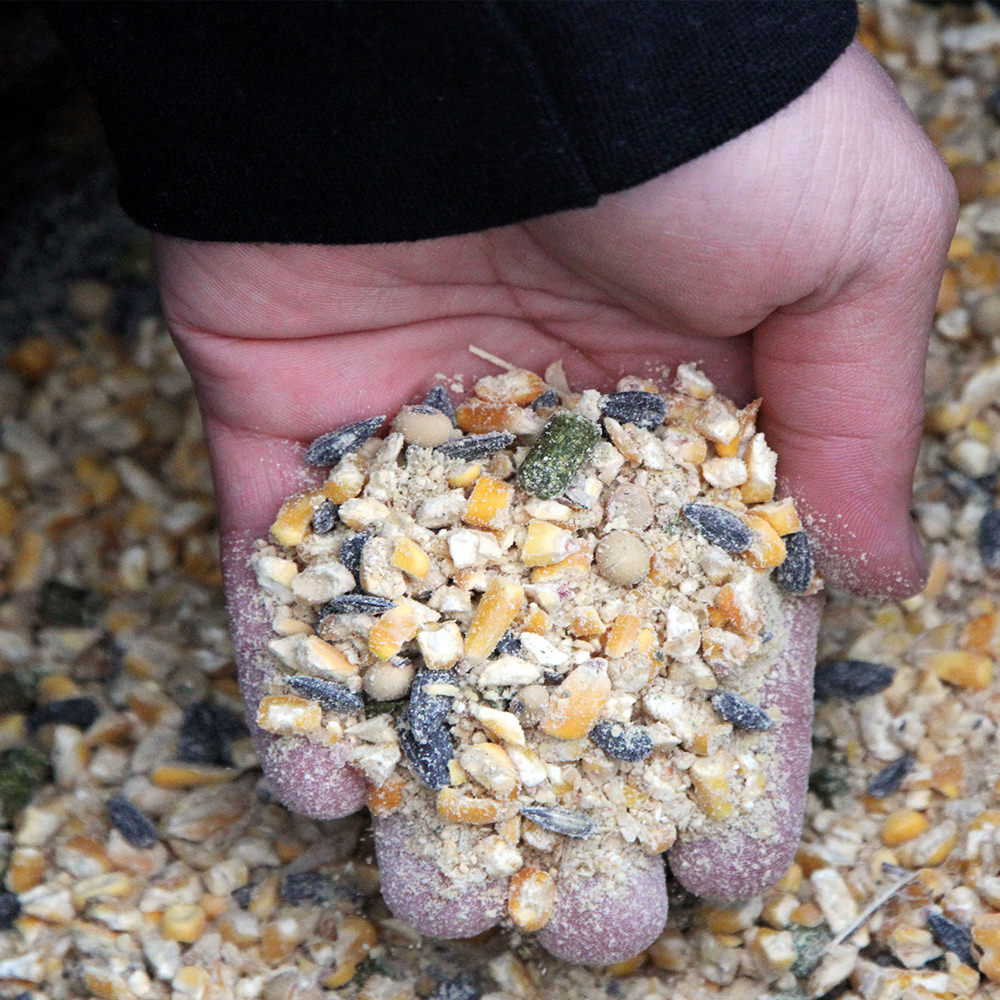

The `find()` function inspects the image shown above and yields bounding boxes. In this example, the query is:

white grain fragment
[811,868,859,934]
[352,742,402,786]
[519,631,570,667]
[476,655,543,687]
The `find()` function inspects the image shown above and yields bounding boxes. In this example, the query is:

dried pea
[304,416,385,467]
[516,412,601,499]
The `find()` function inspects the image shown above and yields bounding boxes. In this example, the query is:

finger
[668,595,820,900]
[221,521,366,820]
[373,811,506,939]
[536,839,667,966]
[750,54,956,599]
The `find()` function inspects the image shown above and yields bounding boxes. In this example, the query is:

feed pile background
[1,3,1000,997]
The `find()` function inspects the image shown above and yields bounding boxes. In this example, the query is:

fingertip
[258,736,367,819]
[374,812,505,940]
[536,842,668,966]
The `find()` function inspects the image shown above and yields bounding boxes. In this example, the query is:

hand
[156,42,955,964]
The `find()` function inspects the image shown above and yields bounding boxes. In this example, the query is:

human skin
[156,43,956,964]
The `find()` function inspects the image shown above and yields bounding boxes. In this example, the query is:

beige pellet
[392,405,454,447]
[594,530,650,586]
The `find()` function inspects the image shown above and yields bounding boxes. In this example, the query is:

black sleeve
[42,1,858,245]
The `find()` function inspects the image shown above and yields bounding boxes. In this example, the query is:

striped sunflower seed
[711,691,773,731]
[286,675,364,713]
[304,415,385,467]
[435,431,516,461]
[599,390,667,430]
[775,529,813,594]
[813,659,894,702]
[589,720,654,761]
[520,805,595,838]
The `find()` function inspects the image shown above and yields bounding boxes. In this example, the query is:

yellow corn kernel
[465,578,523,658]
[325,461,366,504]
[521,520,575,567]
[269,487,324,547]
[931,754,964,799]
[741,514,787,570]
[740,433,777,503]
[774,862,802,893]
[149,764,235,788]
[368,603,420,660]
[690,755,734,821]
[750,498,802,536]
[367,777,406,816]
[464,474,514,529]
[456,398,525,433]
[604,613,641,659]
[447,462,482,489]
[522,606,550,634]
[472,704,526,746]
[0,495,16,535]
[539,660,611,739]
[949,234,975,260]
[689,723,733,757]
[437,787,504,824]
[391,536,430,579]
[636,627,656,653]
[605,952,648,976]
[323,916,378,987]
[508,866,556,932]
[919,825,959,867]
[708,580,762,638]
[459,742,520,797]
[473,369,547,405]
[261,916,304,963]
[300,635,357,678]
[714,432,741,458]
[161,903,207,943]
[881,809,929,846]
[530,549,592,582]
[256,694,322,735]
[569,605,606,639]
[38,674,81,704]
[6,847,46,893]
[928,650,994,690]
[962,610,998,654]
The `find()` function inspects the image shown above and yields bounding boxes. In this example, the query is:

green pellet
[516,412,600,499]
[0,747,49,824]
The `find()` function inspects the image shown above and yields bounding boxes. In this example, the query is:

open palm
[157,43,955,963]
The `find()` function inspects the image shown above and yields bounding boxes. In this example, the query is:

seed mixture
[250,355,817,926]
[3,3,1000,998]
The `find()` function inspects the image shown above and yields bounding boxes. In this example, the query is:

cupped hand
[156,43,955,964]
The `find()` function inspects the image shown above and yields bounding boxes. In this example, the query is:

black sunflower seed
[589,720,654,762]
[107,795,159,848]
[304,416,385,467]
[321,593,395,617]
[814,659,895,702]
[600,390,667,430]
[399,724,453,789]
[434,431,516,462]
[978,507,1000,570]
[281,870,338,905]
[177,701,246,765]
[0,891,20,931]
[311,499,339,534]
[27,696,100,732]
[866,754,914,798]
[423,385,456,425]
[927,911,976,967]
[775,530,813,594]
[520,805,594,838]
[681,503,753,554]
[408,669,458,741]
[338,532,370,582]
[232,884,255,909]
[286,675,364,713]
[532,388,560,411]
[711,691,774,731]
[492,630,523,658]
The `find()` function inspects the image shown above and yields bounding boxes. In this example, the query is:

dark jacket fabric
[44,2,858,244]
